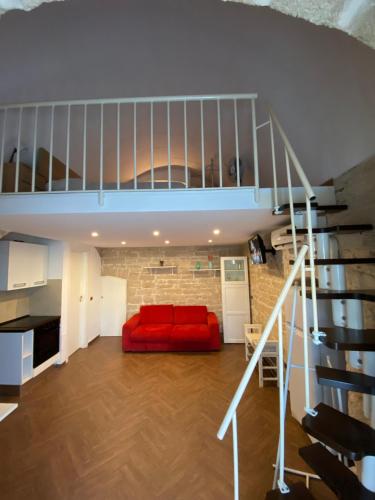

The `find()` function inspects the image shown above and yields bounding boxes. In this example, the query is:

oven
[33,318,60,368]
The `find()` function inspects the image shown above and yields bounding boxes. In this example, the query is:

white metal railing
[217,246,310,498]
[218,107,322,498]
[0,93,259,195]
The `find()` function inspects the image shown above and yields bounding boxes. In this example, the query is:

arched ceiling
[0,0,60,17]
[0,0,374,50]
[224,0,375,50]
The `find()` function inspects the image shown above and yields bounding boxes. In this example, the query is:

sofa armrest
[207,312,219,332]
[207,312,221,349]
[122,313,141,336]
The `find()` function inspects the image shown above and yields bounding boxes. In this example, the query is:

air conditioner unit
[271,225,305,251]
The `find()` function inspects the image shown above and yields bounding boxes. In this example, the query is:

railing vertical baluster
[232,412,239,500]
[117,102,120,190]
[0,109,8,193]
[251,99,259,192]
[277,310,289,493]
[133,102,137,190]
[200,100,205,188]
[167,101,171,189]
[100,103,104,192]
[217,100,223,188]
[15,107,23,193]
[285,148,298,258]
[150,102,154,190]
[65,105,71,192]
[273,285,298,490]
[48,106,55,192]
[234,99,240,187]
[269,116,278,208]
[183,100,188,188]
[82,104,87,191]
[32,107,38,193]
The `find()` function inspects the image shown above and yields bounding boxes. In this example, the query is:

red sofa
[122,305,221,352]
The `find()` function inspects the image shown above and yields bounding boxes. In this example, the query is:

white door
[221,256,250,343]
[67,252,84,357]
[100,276,127,336]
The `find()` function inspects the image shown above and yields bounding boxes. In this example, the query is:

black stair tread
[313,326,375,351]
[274,203,348,215]
[299,443,375,500]
[265,483,315,499]
[287,224,373,235]
[306,288,375,302]
[316,366,375,395]
[302,403,375,460]
[290,257,375,265]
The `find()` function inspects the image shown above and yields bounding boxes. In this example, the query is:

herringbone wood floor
[0,339,334,500]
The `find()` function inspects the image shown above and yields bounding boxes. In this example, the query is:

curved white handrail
[217,244,309,440]
[268,107,315,202]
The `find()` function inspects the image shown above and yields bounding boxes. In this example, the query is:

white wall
[0,0,374,185]
[59,243,102,361]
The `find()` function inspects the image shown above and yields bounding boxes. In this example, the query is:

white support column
[361,455,375,493]
[346,299,364,370]
[315,233,331,289]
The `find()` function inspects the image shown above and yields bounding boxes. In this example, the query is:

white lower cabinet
[0,331,34,385]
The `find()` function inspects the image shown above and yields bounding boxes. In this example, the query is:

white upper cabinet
[0,241,48,291]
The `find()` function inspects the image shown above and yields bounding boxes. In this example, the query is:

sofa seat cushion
[130,323,173,342]
[171,324,211,342]
[174,305,208,324]
[140,305,174,324]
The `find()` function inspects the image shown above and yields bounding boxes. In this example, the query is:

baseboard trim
[33,353,60,377]
[0,385,20,396]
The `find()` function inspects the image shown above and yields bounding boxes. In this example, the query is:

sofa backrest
[139,305,174,324]
[174,306,208,324]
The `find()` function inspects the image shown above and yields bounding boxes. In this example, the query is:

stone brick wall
[243,239,290,338]
[98,244,244,329]
[327,155,375,330]
[327,155,375,424]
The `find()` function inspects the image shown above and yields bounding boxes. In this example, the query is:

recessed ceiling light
[208,239,213,243]
[153,230,160,236]
[164,240,170,245]
[91,231,99,237]
[213,229,220,235]
[121,241,127,245]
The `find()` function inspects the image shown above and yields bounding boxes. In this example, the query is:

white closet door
[67,252,84,357]
[221,257,250,343]
[100,276,127,337]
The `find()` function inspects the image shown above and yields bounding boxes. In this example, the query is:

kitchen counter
[0,315,60,332]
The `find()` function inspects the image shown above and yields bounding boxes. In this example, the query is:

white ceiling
[0,209,288,247]
[1,0,374,50]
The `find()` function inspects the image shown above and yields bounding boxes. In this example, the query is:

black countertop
[0,315,60,332]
